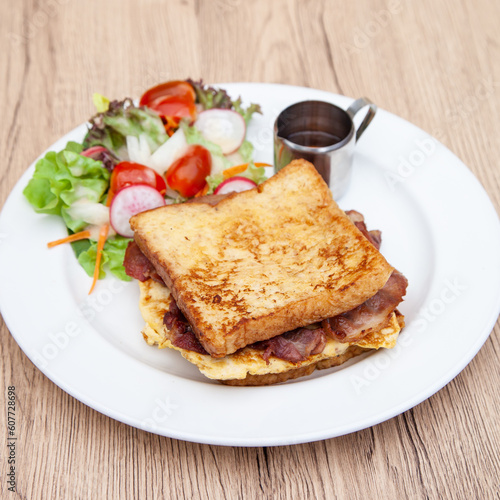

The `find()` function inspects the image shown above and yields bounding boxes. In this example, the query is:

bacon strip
[124,241,165,284]
[252,328,327,364]
[346,210,382,250]
[322,270,408,343]
[163,301,208,355]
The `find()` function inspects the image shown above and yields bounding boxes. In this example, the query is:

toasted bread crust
[220,346,368,386]
[131,160,394,357]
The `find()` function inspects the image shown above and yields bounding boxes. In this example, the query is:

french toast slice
[130,160,394,358]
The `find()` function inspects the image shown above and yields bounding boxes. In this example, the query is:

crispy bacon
[163,301,208,355]
[252,328,327,364]
[124,241,165,284]
[346,210,382,250]
[322,270,408,343]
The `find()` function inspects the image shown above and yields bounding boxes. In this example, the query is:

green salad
[24,80,265,290]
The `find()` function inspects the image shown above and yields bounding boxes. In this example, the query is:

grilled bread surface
[131,160,394,358]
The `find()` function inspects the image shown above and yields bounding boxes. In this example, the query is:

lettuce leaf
[65,141,84,154]
[238,162,267,184]
[238,140,254,163]
[76,236,131,281]
[205,173,224,194]
[186,79,233,110]
[205,162,267,194]
[93,93,110,113]
[231,97,262,125]
[23,143,110,232]
[83,98,167,160]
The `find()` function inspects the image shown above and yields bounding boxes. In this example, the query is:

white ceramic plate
[1,83,499,447]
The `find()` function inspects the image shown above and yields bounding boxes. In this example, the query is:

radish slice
[81,146,108,157]
[195,109,246,155]
[214,176,257,195]
[109,184,165,237]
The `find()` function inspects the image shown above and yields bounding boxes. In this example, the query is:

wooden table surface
[1,0,499,498]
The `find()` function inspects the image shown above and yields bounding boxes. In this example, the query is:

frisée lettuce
[83,98,167,160]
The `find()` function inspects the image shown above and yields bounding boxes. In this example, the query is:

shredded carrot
[88,224,109,295]
[222,162,272,179]
[223,164,248,179]
[105,191,114,207]
[194,183,209,197]
[164,116,180,136]
[47,230,91,248]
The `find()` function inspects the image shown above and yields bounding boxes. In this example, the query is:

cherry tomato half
[107,162,166,205]
[140,81,195,107]
[140,81,196,120]
[152,95,197,120]
[166,145,212,198]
